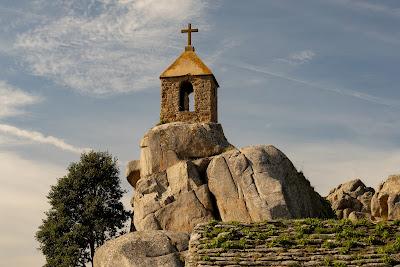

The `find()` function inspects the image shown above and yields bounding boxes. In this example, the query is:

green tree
[36,151,130,267]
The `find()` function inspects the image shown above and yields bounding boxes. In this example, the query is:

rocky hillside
[128,122,334,233]
[94,121,400,267]
[186,219,400,267]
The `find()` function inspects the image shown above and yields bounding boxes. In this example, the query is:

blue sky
[1,0,400,265]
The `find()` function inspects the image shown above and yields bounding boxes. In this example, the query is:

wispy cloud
[233,61,400,107]
[14,0,210,96]
[0,124,88,154]
[332,0,400,18]
[275,50,316,65]
[0,5,47,20]
[0,80,41,118]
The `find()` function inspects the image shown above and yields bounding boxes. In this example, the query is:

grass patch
[200,255,210,261]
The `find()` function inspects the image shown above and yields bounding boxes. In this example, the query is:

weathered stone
[191,157,211,176]
[139,122,233,177]
[343,208,352,219]
[348,211,371,222]
[371,175,400,220]
[126,160,141,188]
[207,151,252,222]
[186,220,400,267]
[359,191,374,213]
[155,186,214,232]
[93,231,189,267]
[207,145,334,222]
[326,179,374,219]
[133,160,215,232]
[166,161,203,196]
[159,45,219,124]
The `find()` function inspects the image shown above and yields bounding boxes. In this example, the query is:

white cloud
[0,124,88,154]
[15,0,210,96]
[0,152,65,266]
[275,50,316,65]
[0,81,41,118]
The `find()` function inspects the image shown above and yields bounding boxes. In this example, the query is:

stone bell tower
[159,23,219,124]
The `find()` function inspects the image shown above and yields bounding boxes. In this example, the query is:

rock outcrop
[131,123,333,232]
[371,175,400,221]
[207,145,334,222]
[132,122,230,232]
[133,161,215,232]
[93,231,189,267]
[95,122,336,267]
[139,122,233,178]
[326,179,375,220]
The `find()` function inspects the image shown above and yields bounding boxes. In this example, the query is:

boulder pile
[94,122,334,267]
[327,175,400,222]
[130,122,333,232]
[326,179,375,220]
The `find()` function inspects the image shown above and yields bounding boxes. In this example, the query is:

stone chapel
[159,23,219,124]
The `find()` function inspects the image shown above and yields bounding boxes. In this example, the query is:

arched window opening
[189,90,194,111]
[179,81,194,111]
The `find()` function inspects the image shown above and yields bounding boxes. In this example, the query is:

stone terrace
[186,219,400,267]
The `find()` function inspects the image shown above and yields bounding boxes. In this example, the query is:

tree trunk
[90,241,95,267]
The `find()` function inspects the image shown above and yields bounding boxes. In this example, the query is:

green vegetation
[36,151,130,267]
[201,255,211,261]
[157,118,167,125]
[198,219,400,266]
[333,262,347,267]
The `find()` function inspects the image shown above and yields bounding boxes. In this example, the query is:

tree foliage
[36,151,130,267]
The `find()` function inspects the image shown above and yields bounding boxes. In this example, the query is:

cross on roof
[181,23,198,48]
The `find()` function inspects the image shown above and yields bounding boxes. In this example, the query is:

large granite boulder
[207,145,334,222]
[371,175,400,220]
[139,122,233,177]
[326,179,375,220]
[93,231,189,267]
[130,123,334,232]
[133,161,215,232]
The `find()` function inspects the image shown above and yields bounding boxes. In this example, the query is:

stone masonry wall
[186,219,400,267]
[160,75,218,123]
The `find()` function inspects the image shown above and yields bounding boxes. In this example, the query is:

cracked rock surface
[93,231,189,267]
[132,123,333,232]
[207,145,334,222]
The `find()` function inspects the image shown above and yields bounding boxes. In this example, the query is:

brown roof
[160,50,218,85]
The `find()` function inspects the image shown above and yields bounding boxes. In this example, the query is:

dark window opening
[179,81,194,111]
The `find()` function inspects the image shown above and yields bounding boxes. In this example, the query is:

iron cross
[181,23,198,47]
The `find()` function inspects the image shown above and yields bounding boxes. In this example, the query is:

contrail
[0,124,89,154]
[232,61,400,107]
